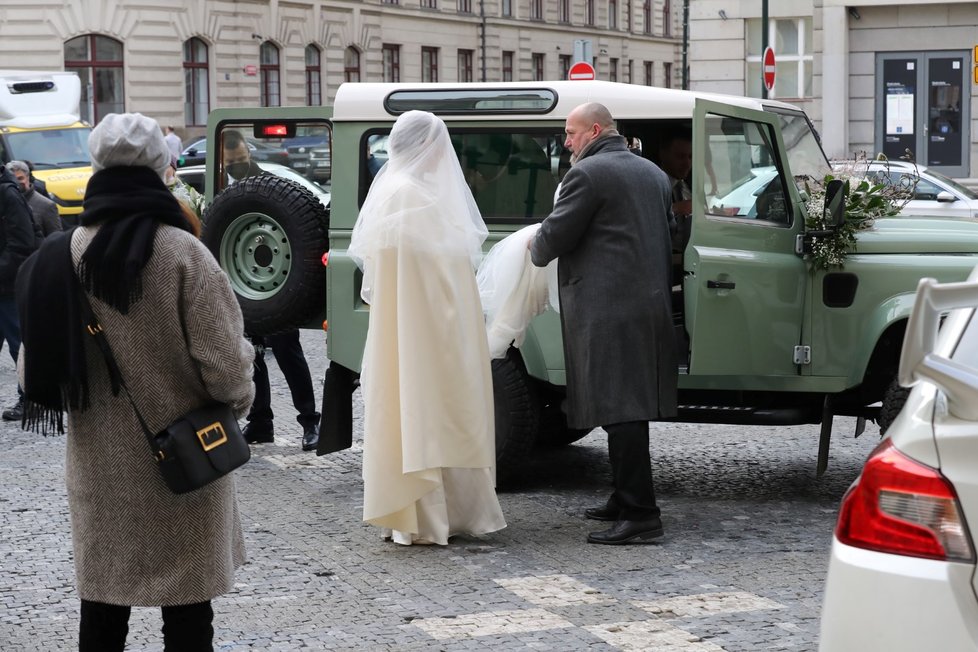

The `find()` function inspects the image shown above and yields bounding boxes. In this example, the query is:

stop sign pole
[763,46,776,95]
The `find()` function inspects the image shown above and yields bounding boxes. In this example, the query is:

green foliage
[803,154,917,271]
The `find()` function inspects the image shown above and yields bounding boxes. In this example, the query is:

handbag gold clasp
[197,422,228,451]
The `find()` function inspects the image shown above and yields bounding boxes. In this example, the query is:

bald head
[570,102,615,129]
[564,102,616,160]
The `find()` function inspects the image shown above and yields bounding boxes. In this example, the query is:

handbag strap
[72,269,163,458]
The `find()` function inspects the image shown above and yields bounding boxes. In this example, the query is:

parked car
[175,162,329,210]
[179,137,290,169]
[833,159,978,219]
[820,268,978,650]
[282,127,331,182]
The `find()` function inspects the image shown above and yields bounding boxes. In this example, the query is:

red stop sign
[568,61,596,81]
[763,47,776,92]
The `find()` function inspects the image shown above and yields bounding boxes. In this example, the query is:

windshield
[768,109,831,189]
[924,167,978,200]
[5,127,92,169]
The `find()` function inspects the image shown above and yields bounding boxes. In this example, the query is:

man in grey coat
[6,160,61,237]
[529,102,678,545]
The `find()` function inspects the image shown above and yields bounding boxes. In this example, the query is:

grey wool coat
[27,225,255,607]
[530,135,678,429]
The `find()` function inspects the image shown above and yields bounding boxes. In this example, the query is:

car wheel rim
[219,211,292,299]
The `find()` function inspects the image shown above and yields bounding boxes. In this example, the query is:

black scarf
[16,166,193,434]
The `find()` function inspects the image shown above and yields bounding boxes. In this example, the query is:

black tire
[878,377,910,435]
[492,350,540,485]
[536,395,591,447]
[202,175,329,335]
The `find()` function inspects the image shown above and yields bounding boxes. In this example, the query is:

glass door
[876,51,970,178]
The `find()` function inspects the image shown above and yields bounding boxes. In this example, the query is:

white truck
[0,70,92,222]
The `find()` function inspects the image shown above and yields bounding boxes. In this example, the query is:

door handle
[707,280,735,290]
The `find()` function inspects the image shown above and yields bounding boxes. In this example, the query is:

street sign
[763,47,776,92]
[568,61,595,81]
[244,64,258,76]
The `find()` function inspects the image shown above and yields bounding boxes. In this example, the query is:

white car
[820,269,978,650]
[175,161,330,210]
[833,159,978,219]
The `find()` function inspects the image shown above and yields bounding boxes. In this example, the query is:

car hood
[854,217,978,254]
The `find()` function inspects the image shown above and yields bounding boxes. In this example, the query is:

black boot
[2,396,24,421]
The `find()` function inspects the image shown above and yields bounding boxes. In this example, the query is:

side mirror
[187,148,198,156]
[936,191,957,203]
[823,178,846,228]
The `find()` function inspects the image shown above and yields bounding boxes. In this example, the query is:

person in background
[163,155,204,236]
[349,110,506,546]
[16,112,254,651]
[164,125,183,162]
[221,129,321,451]
[6,160,61,237]
[529,102,677,545]
[0,164,37,422]
[25,161,51,199]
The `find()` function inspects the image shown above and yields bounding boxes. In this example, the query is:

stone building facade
[0,0,681,140]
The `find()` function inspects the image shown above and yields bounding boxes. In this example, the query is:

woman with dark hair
[16,112,254,651]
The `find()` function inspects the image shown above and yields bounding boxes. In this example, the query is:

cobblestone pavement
[0,330,881,650]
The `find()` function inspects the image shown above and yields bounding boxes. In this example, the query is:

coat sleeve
[39,200,62,236]
[0,186,37,282]
[181,242,256,418]
[529,165,601,267]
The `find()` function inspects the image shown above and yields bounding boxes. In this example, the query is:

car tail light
[836,438,975,562]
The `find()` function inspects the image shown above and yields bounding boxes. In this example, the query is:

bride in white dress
[348,110,506,546]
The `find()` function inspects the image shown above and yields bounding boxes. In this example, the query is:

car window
[704,115,790,225]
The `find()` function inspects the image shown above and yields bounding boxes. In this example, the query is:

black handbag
[75,274,250,494]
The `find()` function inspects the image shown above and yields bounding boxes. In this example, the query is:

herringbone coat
[530,135,678,429]
[58,225,254,606]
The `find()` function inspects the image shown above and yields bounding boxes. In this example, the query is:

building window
[422,47,439,82]
[458,0,471,11]
[746,17,813,99]
[420,0,437,8]
[662,0,671,36]
[182,37,208,126]
[64,34,124,124]
[609,57,618,82]
[626,0,632,31]
[530,0,543,20]
[305,45,322,106]
[627,59,634,84]
[502,0,512,16]
[558,0,570,22]
[643,1,652,34]
[259,41,280,107]
[382,0,399,3]
[383,44,401,82]
[585,0,595,25]
[644,61,653,85]
[532,53,544,81]
[502,51,514,81]
[458,49,474,82]
[663,62,672,88]
[559,54,571,80]
[609,0,618,29]
[344,47,361,82]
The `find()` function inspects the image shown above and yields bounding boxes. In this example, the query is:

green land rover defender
[198,81,978,481]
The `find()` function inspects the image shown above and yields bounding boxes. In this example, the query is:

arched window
[344,47,361,83]
[260,41,280,107]
[305,45,322,106]
[183,37,209,126]
[64,34,124,124]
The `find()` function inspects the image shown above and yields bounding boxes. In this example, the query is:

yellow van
[0,70,92,222]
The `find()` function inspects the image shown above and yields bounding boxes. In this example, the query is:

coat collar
[576,132,627,163]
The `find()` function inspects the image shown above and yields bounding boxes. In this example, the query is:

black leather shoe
[2,397,23,422]
[242,421,274,444]
[587,518,664,545]
[301,424,320,452]
[585,504,620,522]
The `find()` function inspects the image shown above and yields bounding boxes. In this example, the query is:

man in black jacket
[0,165,40,420]
[221,131,321,451]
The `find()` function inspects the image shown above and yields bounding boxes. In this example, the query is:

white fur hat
[88,113,170,176]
